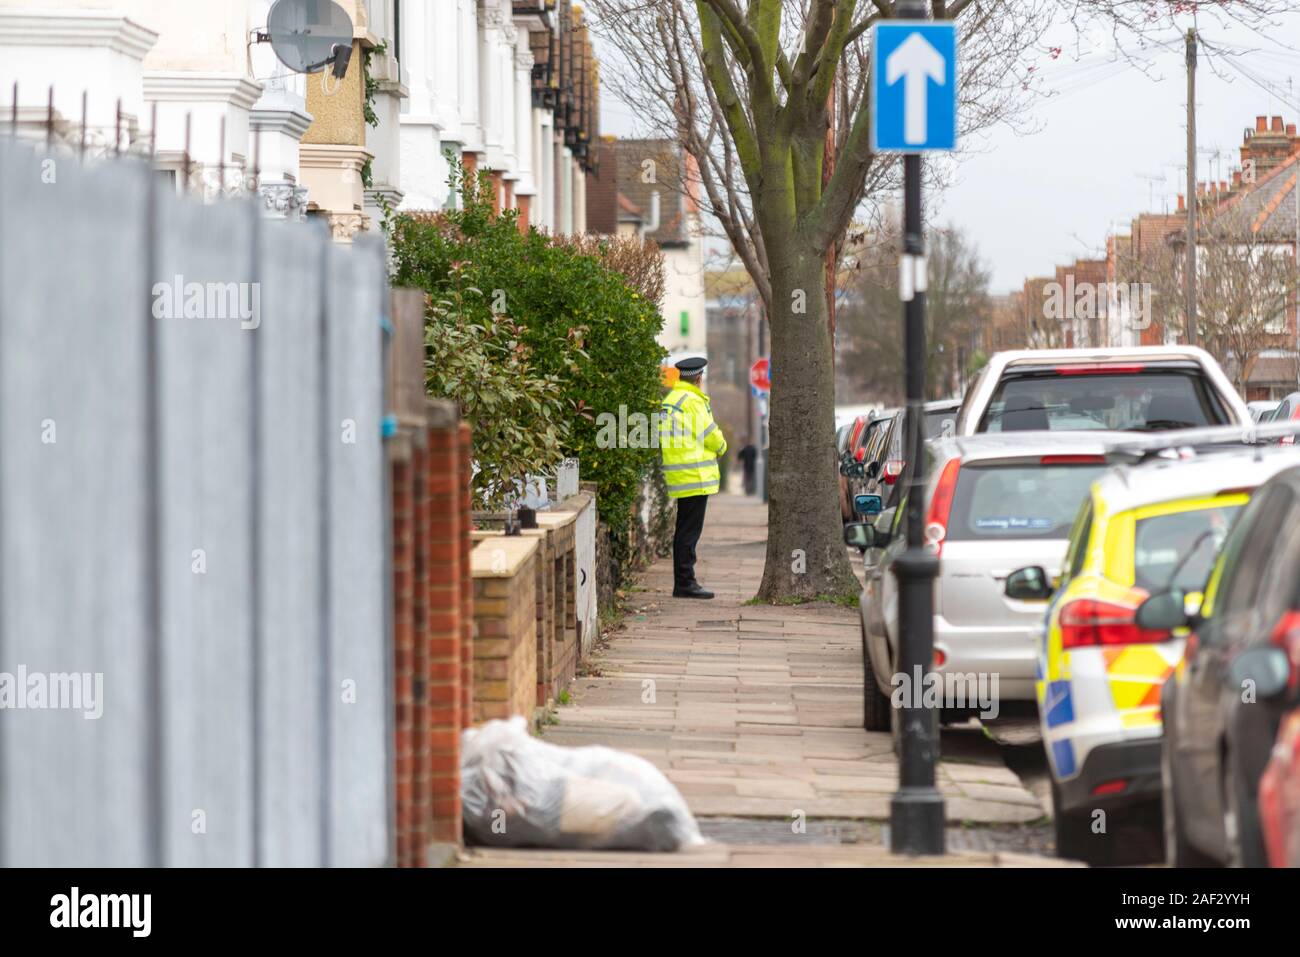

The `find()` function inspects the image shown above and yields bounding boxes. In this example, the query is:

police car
[1005,431,1300,864]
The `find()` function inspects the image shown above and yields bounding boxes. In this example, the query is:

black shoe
[673,582,714,599]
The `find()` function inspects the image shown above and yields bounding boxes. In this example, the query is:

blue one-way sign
[870,21,957,152]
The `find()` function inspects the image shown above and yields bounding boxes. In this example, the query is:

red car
[1260,708,1300,867]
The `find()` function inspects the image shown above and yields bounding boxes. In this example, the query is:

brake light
[1040,454,1105,465]
[854,447,866,462]
[881,459,905,485]
[934,648,947,667]
[1267,609,1300,693]
[1055,363,1146,375]
[1059,598,1168,649]
[923,458,962,557]
[1091,779,1128,797]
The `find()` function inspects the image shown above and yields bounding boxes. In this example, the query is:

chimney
[1232,170,1242,188]
[1289,124,1298,137]
[1257,116,1269,133]
[1220,180,1227,193]
[1272,115,1284,133]
[1177,193,1185,211]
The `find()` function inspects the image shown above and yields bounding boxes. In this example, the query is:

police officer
[659,356,727,599]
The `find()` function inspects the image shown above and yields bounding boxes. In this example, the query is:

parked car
[836,421,855,521]
[845,432,1119,734]
[923,397,961,440]
[1259,708,1300,867]
[840,409,901,520]
[952,346,1250,436]
[1248,399,1282,423]
[1137,464,1300,866]
[1009,444,1300,865]
[843,401,959,522]
[1264,392,1300,443]
[837,413,873,521]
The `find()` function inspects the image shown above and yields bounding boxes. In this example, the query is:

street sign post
[870,21,957,152]
[871,4,954,857]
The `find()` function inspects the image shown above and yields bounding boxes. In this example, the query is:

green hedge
[387,169,667,525]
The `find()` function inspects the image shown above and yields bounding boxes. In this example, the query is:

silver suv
[847,432,1122,732]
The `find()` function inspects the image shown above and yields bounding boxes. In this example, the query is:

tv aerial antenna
[254,0,355,78]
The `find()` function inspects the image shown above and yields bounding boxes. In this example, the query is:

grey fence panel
[257,216,327,867]
[0,137,392,867]
[0,142,152,866]
[325,236,390,867]
[155,189,258,867]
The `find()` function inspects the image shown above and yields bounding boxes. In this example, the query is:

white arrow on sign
[885,32,946,145]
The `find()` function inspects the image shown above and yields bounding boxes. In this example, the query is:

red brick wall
[391,456,416,866]
[458,423,474,731]
[390,407,472,866]
[411,443,431,864]
[425,422,463,846]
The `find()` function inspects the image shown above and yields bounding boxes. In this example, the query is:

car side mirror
[1227,646,1291,700]
[1135,590,1188,632]
[1004,565,1052,601]
[854,493,883,517]
[843,522,874,552]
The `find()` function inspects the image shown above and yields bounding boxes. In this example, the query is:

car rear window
[925,408,956,439]
[946,464,1107,541]
[1133,504,1242,592]
[979,369,1228,432]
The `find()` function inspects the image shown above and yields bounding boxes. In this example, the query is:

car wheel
[1051,779,1115,866]
[861,620,892,733]
[1162,733,1216,867]
[1222,754,1268,868]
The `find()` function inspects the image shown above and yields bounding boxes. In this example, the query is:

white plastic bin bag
[461,717,704,851]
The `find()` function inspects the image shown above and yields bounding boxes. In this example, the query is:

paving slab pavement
[465,493,1052,867]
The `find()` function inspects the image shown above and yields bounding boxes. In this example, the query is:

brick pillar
[462,151,478,177]
[391,455,416,868]
[426,406,463,847]
[458,422,475,730]
[490,171,503,215]
[410,443,431,865]
[517,195,531,234]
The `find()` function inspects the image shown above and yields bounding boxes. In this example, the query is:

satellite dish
[265,0,354,76]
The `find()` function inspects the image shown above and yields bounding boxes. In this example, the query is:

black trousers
[673,494,709,587]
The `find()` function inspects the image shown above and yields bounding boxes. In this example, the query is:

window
[946,463,1107,542]
[980,369,1228,432]
[1203,485,1294,647]
[1133,504,1242,593]
[924,408,956,439]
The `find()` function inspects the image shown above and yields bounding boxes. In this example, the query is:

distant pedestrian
[737,439,758,496]
[659,357,727,599]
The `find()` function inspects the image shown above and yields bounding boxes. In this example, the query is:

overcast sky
[596,7,1300,294]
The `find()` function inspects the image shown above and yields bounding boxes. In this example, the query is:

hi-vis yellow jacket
[658,381,727,498]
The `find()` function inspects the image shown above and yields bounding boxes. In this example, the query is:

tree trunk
[757,243,859,601]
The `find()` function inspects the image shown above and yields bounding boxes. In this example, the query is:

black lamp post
[889,0,946,857]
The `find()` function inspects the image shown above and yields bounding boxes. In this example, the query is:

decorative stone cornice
[260,181,310,221]
[327,211,370,242]
[515,51,534,71]
[0,10,157,61]
[143,73,264,112]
